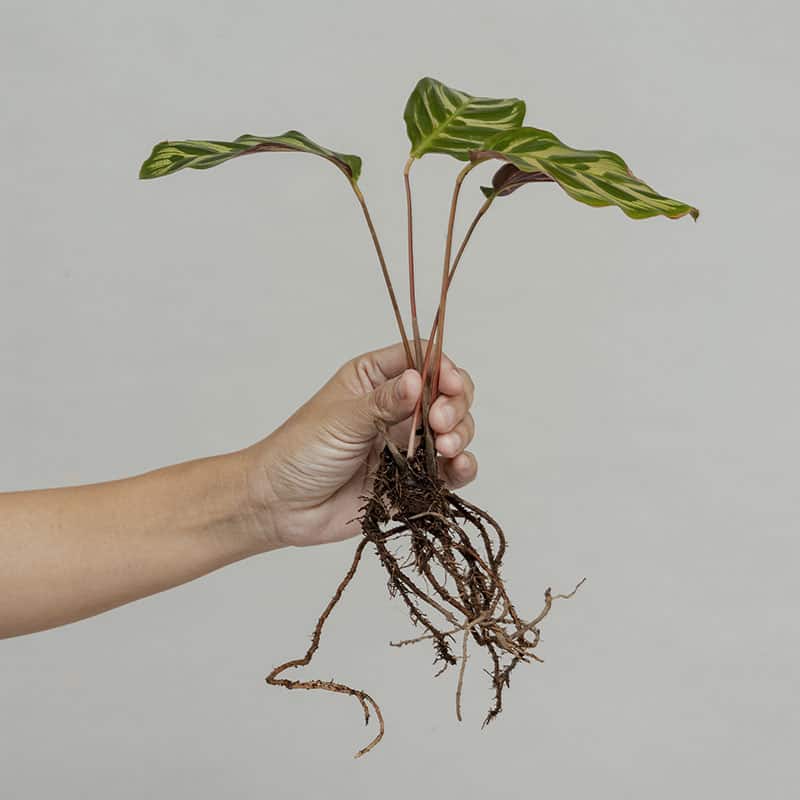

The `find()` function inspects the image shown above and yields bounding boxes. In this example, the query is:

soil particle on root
[266,440,584,758]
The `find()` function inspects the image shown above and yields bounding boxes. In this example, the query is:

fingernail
[395,375,407,401]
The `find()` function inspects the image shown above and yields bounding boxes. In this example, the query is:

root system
[266,439,583,757]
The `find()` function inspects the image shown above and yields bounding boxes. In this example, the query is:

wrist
[239,439,287,552]
[190,448,284,556]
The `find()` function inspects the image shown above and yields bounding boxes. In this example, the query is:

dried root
[265,538,384,758]
[266,440,583,757]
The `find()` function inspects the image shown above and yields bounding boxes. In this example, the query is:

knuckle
[354,353,383,391]
[462,413,476,440]
[453,394,470,420]
[334,354,370,395]
[368,385,388,420]
[459,368,475,399]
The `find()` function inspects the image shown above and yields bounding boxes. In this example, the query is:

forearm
[0,343,476,639]
[0,449,277,638]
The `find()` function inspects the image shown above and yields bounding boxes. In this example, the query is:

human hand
[247,342,477,549]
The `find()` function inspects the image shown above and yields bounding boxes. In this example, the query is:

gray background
[1,0,797,797]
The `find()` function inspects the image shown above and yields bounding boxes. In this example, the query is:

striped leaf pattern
[473,127,698,220]
[404,77,526,161]
[139,131,362,183]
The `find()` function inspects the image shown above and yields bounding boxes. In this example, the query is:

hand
[247,342,477,549]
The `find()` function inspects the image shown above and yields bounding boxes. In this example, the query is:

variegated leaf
[473,127,698,220]
[139,131,362,183]
[404,77,526,161]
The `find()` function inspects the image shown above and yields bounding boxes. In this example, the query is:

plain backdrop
[1,1,797,797]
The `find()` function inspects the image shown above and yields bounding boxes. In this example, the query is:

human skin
[0,342,476,639]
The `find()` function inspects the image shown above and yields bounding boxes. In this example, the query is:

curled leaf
[139,131,362,183]
[480,163,553,198]
[404,77,525,161]
[473,127,698,220]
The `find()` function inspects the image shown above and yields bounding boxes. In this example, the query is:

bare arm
[0,342,477,639]
[0,452,266,637]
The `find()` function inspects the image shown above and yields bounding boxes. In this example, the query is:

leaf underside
[404,76,526,161]
[480,163,554,198]
[473,127,698,220]
[139,131,362,183]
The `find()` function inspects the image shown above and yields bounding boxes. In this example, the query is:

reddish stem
[407,192,495,457]
[403,158,424,371]
[431,162,479,399]
[352,183,413,368]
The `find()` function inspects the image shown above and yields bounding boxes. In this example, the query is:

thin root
[266,440,584,757]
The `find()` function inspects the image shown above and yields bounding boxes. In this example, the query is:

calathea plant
[140,76,698,757]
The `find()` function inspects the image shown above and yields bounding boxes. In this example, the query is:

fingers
[364,368,421,427]
[340,342,476,451]
[436,355,472,399]
[338,341,429,398]
[429,364,475,436]
[428,355,476,486]
[367,340,432,382]
[346,341,472,393]
[435,412,474,458]
[440,451,478,490]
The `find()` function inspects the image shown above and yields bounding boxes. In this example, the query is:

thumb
[354,368,421,435]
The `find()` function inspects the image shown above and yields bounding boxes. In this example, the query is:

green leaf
[139,130,362,183]
[404,77,526,161]
[473,127,698,220]
[480,163,553,198]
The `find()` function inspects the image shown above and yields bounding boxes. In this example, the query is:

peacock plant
[139,76,697,757]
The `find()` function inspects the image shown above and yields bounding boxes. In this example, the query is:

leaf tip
[138,140,169,180]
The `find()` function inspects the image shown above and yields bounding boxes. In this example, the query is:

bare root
[265,539,384,758]
[266,441,583,755]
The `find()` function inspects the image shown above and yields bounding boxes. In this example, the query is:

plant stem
[423,192,495,368]
[403,157,424,371]
[406,192,495,457]
[351,183,413,368]
[430,161,480,399]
